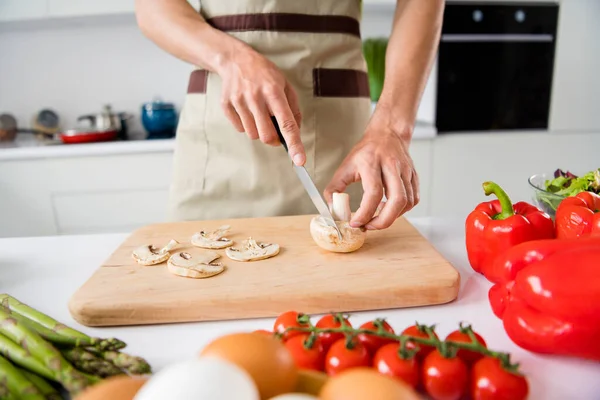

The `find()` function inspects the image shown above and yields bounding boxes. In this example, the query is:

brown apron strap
[204,13,361,38]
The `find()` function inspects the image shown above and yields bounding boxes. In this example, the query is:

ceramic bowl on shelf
[528,172,566,218]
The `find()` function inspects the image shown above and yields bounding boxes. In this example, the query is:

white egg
[268,394,320,400]
[133,357,260,400]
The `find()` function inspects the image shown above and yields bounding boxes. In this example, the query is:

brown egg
[75,375,148,400]
[293,369,328,396]
[199,332,298,400]
[319,368,423,400]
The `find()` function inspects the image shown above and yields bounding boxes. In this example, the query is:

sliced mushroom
[132,239,179,265]
[191,224,233,249]
[167,251,226,279]
[310,192,366,253]
[225,237,280,262]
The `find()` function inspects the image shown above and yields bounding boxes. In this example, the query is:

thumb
[324,165,356,206]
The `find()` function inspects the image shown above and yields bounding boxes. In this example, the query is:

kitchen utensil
[68,214,460,327]
[116,112,133,140]
[59,128,118,144]
[0,113,17,142]
[271,116,342,240]
[32,109,60,135]
[78,104,122,132]
[141,99,178,139]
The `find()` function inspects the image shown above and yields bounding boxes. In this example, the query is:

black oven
[435,1,559,133]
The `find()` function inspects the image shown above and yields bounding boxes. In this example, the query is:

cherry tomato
[315,314,352,351]
[284,333,326,372]
[471,356,529,400]
[372,342,420,389]
[402,324,439,360]
[325,338,371,376]
[445,328,487,365]
[356,319,396,355]
[273,311,309,341]
[422,349,468,400]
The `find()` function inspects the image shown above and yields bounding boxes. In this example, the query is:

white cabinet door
[47,0,135,18]
[0,0,47,22]
[429,132,600,219]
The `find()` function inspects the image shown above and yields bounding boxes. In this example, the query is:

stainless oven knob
[515,10,526,22]
[472,9,483,22]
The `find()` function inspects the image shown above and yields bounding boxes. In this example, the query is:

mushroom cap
[225,237,280,262]
[191,225,233,249]
[167,251,226,279]
[132,239,179,265]
[309,216,366,253]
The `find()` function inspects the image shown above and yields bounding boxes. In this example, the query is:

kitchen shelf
[0,0,199,29]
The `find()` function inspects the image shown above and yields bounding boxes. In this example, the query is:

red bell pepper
[487,236,600,362]
[465,181,555,279]
[554,191,600,239]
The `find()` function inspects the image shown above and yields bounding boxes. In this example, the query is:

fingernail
[293,154,304,166]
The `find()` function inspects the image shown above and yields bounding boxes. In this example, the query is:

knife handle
[270,116,289,153]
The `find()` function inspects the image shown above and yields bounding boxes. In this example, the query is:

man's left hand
[324,117,420,230]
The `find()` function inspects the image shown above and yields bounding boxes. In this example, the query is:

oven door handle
[441,34,553,43]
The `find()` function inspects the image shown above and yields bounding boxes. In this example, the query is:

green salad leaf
[544,168,600,197]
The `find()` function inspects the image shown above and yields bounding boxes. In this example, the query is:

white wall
[0,6,437,140]
[549,0,600,131]
[2,1,597,136]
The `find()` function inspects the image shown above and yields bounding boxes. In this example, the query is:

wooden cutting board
[69,215,460,327]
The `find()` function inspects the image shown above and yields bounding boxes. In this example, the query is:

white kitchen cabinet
[45,153,173,235]
[403,140,433,218]
[0,137,433,238]
[429,131,600,219]
[0,151,174,238]
[549,0,600,132]
[0,0,47,22]
[47,0,135,18]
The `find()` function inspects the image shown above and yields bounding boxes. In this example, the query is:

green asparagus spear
[0,354,45,400]
[0,308,89,395]
[1,307,122,352]
[0,333,55,381]
[89,349,152,375]
[0,295,126,351]
[18,368,62,400]
[61,348,124,378]
[0,385,18,400]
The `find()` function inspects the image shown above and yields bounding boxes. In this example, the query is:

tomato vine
[276,312,522,375]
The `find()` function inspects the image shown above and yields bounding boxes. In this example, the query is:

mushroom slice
[191,224,233,249]
[310,192,366,253]
[167,251,226,279]
[225,237,280,262]
[132,239,179,266]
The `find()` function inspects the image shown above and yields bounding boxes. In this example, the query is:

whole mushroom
[310,192,366,253]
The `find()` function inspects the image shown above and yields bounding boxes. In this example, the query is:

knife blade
[270,116,342,240]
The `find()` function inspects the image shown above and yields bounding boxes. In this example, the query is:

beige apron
[167,0,372,221]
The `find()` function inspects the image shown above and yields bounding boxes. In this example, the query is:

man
[135,0,443,230]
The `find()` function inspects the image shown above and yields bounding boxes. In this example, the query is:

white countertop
[0,122,437,161]
[1,216,598,399]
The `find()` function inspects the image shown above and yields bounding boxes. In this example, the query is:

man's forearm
[375,0,445,140]
[134,0,249,74]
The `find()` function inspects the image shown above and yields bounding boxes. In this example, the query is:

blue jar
[141,100,178,140]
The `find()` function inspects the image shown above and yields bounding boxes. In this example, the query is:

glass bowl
[528,173,566,218]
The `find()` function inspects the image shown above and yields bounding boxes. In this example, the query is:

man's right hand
[218,49,306,167]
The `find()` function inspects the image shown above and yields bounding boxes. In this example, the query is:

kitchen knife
[270,116,342,240]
